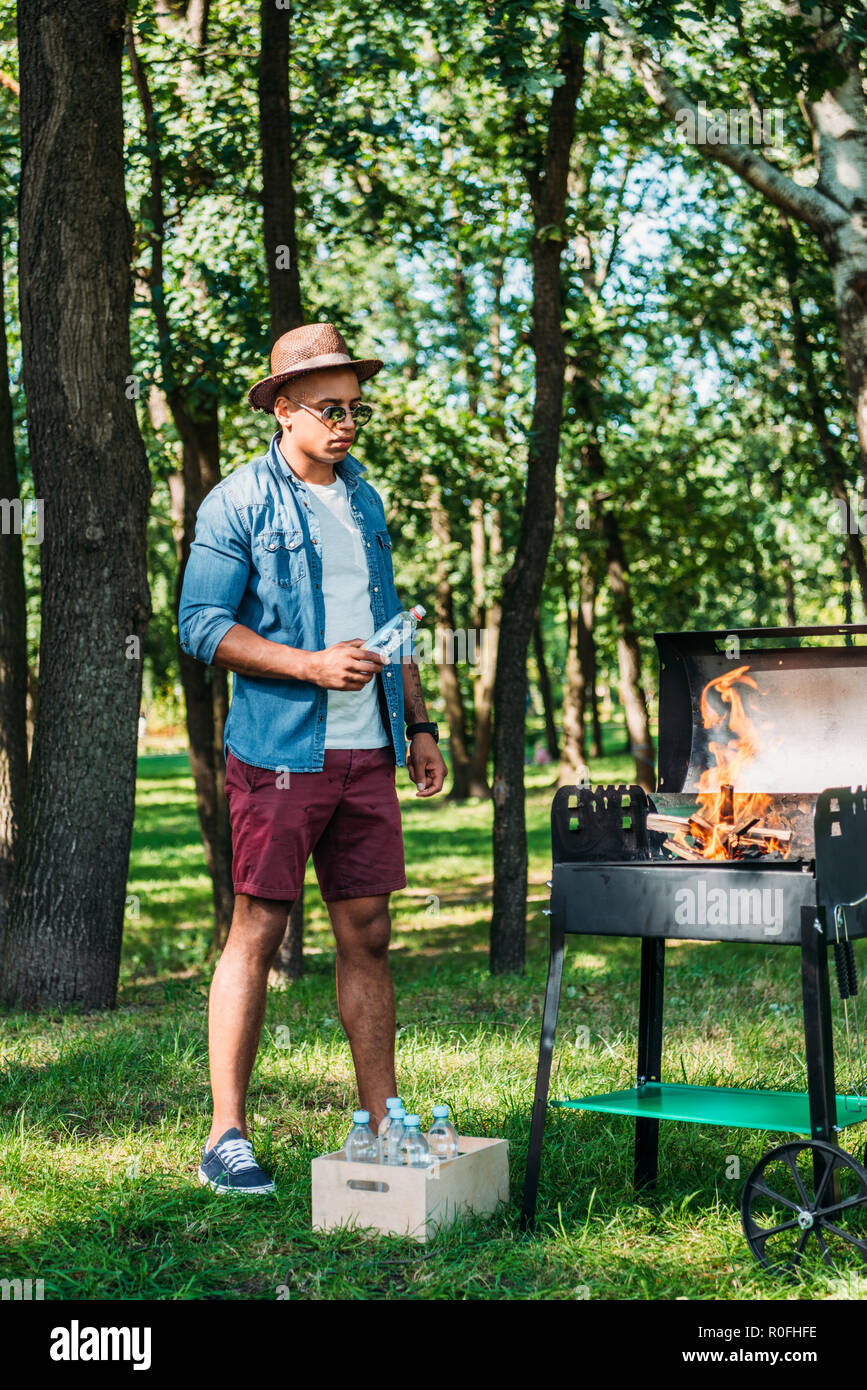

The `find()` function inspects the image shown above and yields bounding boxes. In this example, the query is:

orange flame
[671,665,788,861]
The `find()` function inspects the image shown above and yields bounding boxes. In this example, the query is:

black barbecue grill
[520,624,867,1273]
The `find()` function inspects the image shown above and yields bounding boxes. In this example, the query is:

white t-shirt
[304,472,389,749]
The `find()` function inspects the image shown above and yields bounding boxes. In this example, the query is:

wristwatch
[406,721,439,743]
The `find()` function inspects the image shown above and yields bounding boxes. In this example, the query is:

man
[178,322,447,1195]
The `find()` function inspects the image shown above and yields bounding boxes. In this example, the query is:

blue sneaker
[198,1127,276,1195]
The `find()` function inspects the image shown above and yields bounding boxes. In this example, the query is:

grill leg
[520,919,565,1232]
[801,906,839,1193]
[635,936,665,1191]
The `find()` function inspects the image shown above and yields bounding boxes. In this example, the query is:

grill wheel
[742,1139,867,1275]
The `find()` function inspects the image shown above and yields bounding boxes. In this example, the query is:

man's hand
[406,733,447,798]
[306,638,385,690]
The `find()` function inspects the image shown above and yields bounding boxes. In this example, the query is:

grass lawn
[1,739,865,1300]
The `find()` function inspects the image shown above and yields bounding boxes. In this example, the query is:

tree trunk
[2,0,151,1009]
[422,469,470,799]
[599,508,654,789]
[558,580,589,787]
[453,246,483,415]
[842,551,855,627]
[259,0,302,338]
[466,251,507,799]
[467,499,500,797]
[580,554,603,759]
[532,612,559,762]
[449,238,492,797]
[127,26,233,953]
[269,893,304,986]
[156,0,209,49]
[0,220,28,934]
[25,663,37,758]
[580,438,654,790]
[562,282,653,794]
[490,14,585,975]
[186,0,210,49]
[172,399,235,949]
[259,0,306,979]
[467,496,490,797]
[783,560,797,626]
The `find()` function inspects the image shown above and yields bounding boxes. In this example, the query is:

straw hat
[248,322,384,413]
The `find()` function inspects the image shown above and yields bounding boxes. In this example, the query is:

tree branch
[597,0,844,238]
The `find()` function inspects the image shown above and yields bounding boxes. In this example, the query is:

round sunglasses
[285,397,374,430]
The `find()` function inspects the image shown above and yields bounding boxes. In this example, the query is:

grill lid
[655,625,867,794]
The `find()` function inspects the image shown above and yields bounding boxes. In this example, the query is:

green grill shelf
[551,1081,867,1134]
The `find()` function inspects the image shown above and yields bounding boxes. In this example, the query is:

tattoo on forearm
[402,657,428,724]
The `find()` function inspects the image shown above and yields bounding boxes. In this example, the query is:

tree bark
[578,435,654,791]
[173,398,235,946]
[186,0,209,49]
[269,892,304,984]
[580,553,603,759]
[466,252,507,799]
[561,304,653,787]
[127,22,234,951]
[446,236,492,798]
[532,612,559,762]
[467,496,491,797]
[422,469,470,799]
[0,220,28,934]
[258,0,306,980]
[467,502,500,798]
[490,9,584,974]
[453,246,483,414]
[2,0,151,1009]
[155,0,209,49]
[558,577,590,787]
[783,560,797,626]
[561,152,654,792]
[259,0,302,339]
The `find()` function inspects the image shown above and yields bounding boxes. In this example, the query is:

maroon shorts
[224,746,406,902]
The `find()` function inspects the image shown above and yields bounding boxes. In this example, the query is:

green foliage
[1,0,862,727]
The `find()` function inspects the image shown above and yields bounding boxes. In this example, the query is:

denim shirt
[178,431,408,772]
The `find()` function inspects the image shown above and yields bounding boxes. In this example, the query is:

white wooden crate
[311,1135,509,1242]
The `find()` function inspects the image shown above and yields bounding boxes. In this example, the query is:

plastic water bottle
[344,1110,378,1163]
[398,1115,431,1168]
[427,1104,459,1160]
[364,604,426,661]
[383,1106,407,1165]
[377,1097,403,1159]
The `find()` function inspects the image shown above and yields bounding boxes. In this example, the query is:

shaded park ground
[0,741,861,1300]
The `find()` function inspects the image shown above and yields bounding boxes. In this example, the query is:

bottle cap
[391,1107,406,1119]
[386,1097,403,1110]
[411,604,426,620]
[432,1105,450,1118]
[405,1114,421,1126]
[352,1110,370,1124]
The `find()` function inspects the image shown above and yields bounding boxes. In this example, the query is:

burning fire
[669,665,790,862]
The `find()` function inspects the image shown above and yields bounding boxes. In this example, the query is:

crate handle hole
[346,1179,389,1193]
